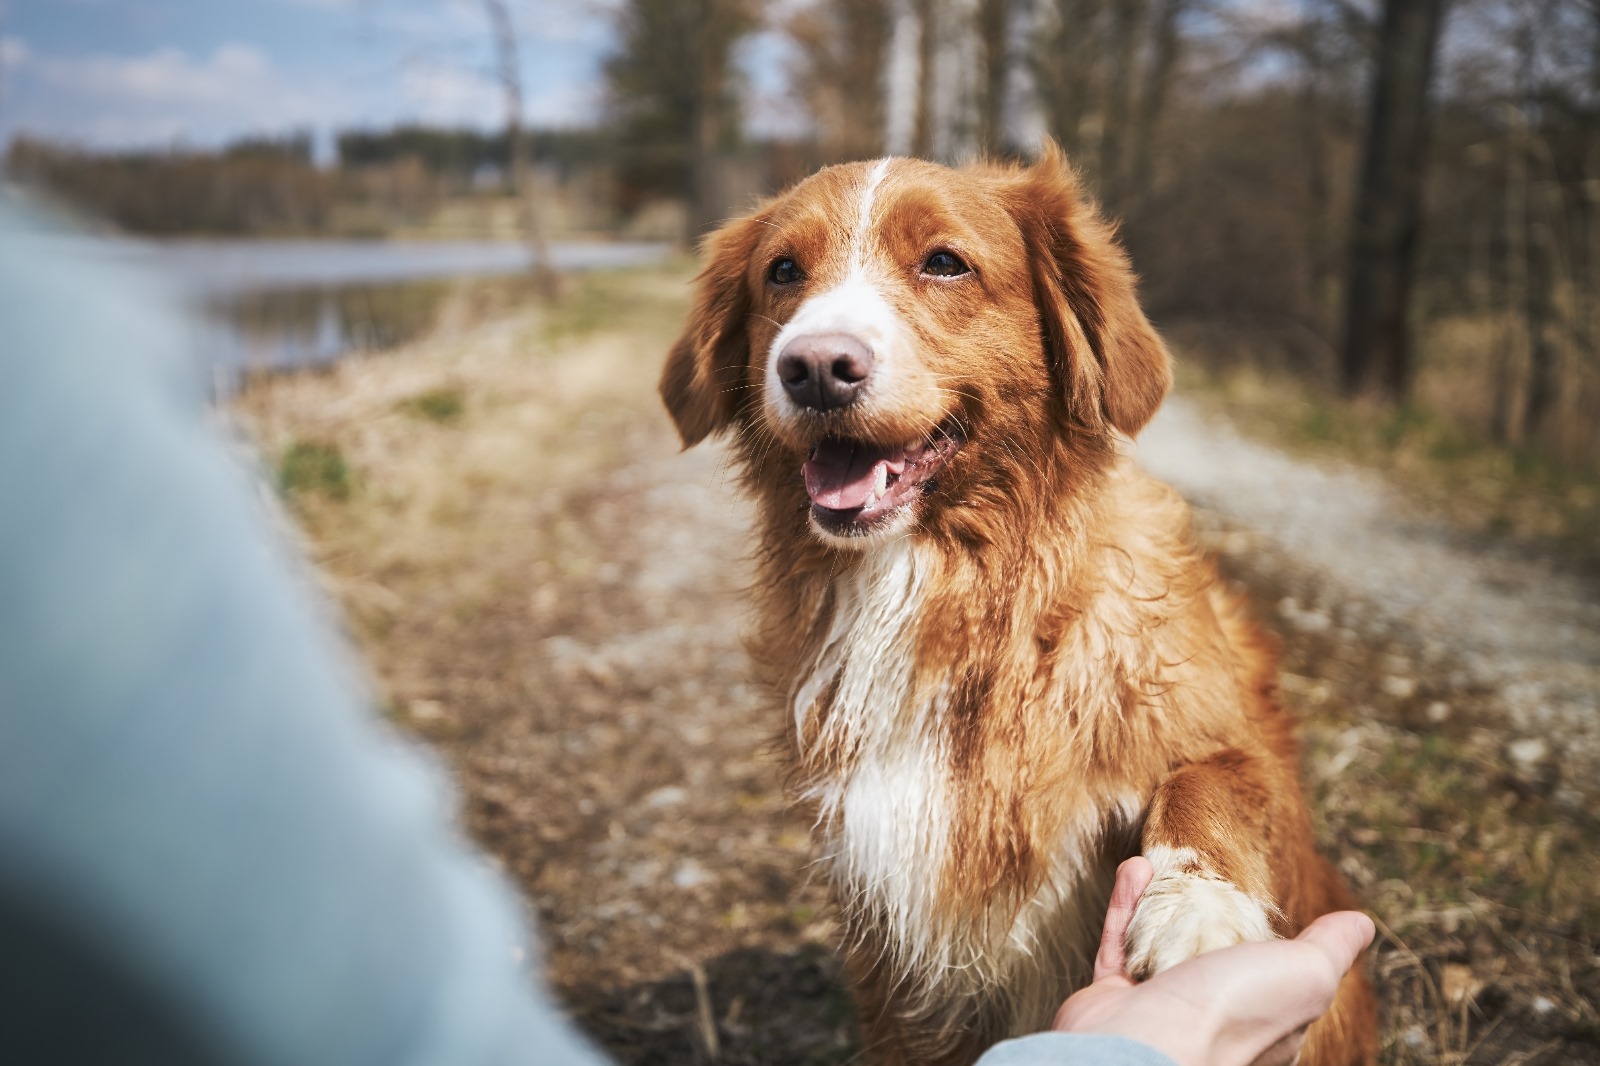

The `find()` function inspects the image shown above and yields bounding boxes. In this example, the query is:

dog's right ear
[660,211,769,448]
[1001,142,1171,438]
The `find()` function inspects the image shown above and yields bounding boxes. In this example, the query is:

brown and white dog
[659,146,1376,1065]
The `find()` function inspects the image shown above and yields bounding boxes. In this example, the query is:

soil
[236,266,1600,1066]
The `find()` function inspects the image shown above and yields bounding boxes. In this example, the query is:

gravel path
[1138,395,1600,799]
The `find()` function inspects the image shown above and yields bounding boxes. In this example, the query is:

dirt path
[237,274,1600,1066]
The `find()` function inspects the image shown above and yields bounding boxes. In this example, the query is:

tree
[1035,0,1109,177]
[976,0,1013,155]
[1098,0,1150,210]
[787,0,896,162]
[606,0,757,240]
[910,0,941,158]
[1127,0,1187,211]
[1339,0,1450,400]
[482,0,558,298]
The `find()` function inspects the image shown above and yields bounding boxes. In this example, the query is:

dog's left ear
[1003,142,1171,437]
[660,209,770,448]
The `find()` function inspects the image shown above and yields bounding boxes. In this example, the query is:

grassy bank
[1166,322,1600,575]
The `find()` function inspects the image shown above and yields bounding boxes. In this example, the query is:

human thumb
[1293,910,1375,998]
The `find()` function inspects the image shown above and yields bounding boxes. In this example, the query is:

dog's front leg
[1122,746,1293,980]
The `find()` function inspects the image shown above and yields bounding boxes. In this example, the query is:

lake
[100,238,672,395]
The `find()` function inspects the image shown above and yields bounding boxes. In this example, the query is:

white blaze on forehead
[850,157,893,273]
[765,159,905,420]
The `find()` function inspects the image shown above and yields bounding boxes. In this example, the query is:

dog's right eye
[769,258,803,285]
[922,251,970,278]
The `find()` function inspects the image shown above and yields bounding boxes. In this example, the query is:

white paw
[1123,845,1278,980]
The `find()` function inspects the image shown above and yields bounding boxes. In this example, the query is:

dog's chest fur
[790,540,1117,1020]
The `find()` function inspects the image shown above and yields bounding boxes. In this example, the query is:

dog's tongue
[803,440,901,510]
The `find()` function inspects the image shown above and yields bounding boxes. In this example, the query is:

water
[101,238,671,394]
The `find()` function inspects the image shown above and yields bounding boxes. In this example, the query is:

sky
[0,0,626,152]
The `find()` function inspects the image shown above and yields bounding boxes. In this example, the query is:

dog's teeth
[873,463,888,497]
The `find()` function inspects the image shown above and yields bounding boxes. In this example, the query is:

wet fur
[660,146,1376,1065]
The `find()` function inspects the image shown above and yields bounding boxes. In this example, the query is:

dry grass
[1165,323,1600,575]
[235,267,1600,1064]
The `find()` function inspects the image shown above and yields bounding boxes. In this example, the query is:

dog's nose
[776,333,875,411]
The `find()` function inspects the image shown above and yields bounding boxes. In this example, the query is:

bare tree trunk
[1303,76,1335,326]
[977,0,1012,156]
[1574,1,1600,458]
[1338,0,1448,401]
[1037,0,1106,174]
[912,0,938,158]
[691,27,724,241]
[1495,107,1529,443]
[1099,0,1148,211]
[1128,0,1185,211]
[483,0,557,299]
[1523,215,1560,439]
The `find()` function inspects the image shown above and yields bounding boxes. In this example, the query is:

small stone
[1441,963,1482,1006]
[1275,597,1330,632]
[1506,736,1549,771]
[1531,995,1556,1015]
[1297,610,1331,632]
[646,786,688,809]
[1425,701,1452,723]
[673,860,710,889]
[408,698,447,722]
[1381,675,1417,699]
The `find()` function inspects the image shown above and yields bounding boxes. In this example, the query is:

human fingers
[1093,856,1155,982]
[1294,910,1376,982]
[1180,911,1372,1062]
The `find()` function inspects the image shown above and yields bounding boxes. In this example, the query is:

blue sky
[0,0,625,150]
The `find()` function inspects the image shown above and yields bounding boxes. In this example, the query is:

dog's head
[660,145,1170,547]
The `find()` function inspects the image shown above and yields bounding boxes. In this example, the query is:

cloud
[401,60,503,126]
[61,44,273,103]
[0,0,613,151]
[400,56,602,130]
[0,42,354,146]
[0,35,602,150]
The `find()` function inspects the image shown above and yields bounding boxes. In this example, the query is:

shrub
[397,386,466,425]
[279,439,353,500]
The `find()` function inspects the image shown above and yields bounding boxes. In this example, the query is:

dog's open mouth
[802,423,964,536]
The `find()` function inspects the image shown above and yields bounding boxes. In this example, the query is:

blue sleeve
[0,202,611,1065]
[975,1033,1178,1066]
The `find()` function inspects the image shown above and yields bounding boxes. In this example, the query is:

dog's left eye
[769,258,803,285]
[922,251,970,278]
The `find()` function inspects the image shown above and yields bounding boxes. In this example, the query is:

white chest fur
[791,541,1129,1023]
[792,540,957,975]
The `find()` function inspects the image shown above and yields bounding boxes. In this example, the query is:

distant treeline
[335,126,616,183]
[7,134,334,236]
[3,128,626,237]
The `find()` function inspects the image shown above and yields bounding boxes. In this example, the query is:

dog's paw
[1122,845,1278,980]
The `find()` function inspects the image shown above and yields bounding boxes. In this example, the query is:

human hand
[1051,857,1374,1066]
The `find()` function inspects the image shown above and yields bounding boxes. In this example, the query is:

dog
[659,145,1376,1065]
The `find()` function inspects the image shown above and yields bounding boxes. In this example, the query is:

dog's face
[661,146,1171,547]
